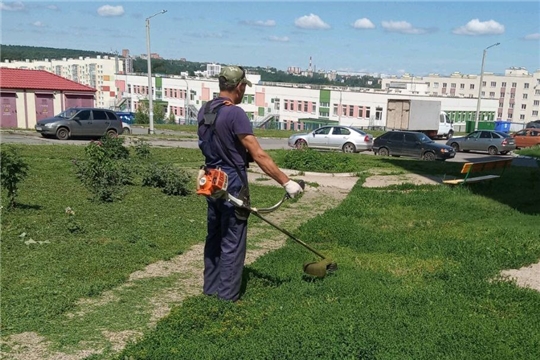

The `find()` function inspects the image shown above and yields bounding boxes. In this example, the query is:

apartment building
[382,67,540,124]
[1,56,123,109]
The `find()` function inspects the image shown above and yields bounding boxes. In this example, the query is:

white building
[382,68,540,125]
[116,72,496,131]
[1,56,124,109]
[206,63,221,77]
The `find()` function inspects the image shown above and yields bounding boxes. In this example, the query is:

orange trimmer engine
[196,166,229,198]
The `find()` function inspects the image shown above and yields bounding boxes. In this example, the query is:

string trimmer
[197,168,337,278]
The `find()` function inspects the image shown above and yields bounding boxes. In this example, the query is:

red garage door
[35,94,54,121]
[65,95,95,108]
[1,93,18,128]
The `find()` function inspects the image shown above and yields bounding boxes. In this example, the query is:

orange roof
[0,67,96,92]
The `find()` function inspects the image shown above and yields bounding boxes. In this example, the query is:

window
[312,102,316,113]
[508,113,513,119]
[349,106,354,117]
[533,110,539,116]
[510,93,515,99]
[534,100,540,106]
[537,90,540,95]
[520,114,525,120]
[451,83,456,88]
[470,84,475,90]
[314,127,331,135]
[333,104,338,115]
[523,94,528,99]
[284,101,288,110]
[433,82,439,88]
[510,103,515,108]
[460,84,465,89]
[524,83,530,89]
[92,110,107,120]
[442,83,447,88]
[481,91,485,97]
[500,92,505,98]
[480,131,492,139]
[320,102,329,107]
[512,82,517,87]
[482,81,486,87]
[491,81,496,87]
[365,107,371,118]
[489,92,495,98]
[522,104,527,110]
[375,107,383,120]
[502,82,506,87]
[499,102,504,107]
[303,101,308,112]
[498,112,502,118]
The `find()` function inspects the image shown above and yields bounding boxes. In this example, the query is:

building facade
[382,68,540,125]
[1,56,123,109]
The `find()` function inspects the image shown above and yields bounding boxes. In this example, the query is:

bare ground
[1,168,538,359]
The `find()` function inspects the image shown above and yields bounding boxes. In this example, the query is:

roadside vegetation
[1,144,539,359]
[516,145,540,159]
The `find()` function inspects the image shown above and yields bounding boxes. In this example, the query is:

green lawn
[2,144,539,359]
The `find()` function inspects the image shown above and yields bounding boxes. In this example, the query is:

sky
[1,0,539,77]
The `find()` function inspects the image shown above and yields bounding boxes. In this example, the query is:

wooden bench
[443,159,513,185]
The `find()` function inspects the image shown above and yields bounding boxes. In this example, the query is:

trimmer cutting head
[303,258,338,278]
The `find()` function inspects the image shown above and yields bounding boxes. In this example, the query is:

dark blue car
[373,130,455,161]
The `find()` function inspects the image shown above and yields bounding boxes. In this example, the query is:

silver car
[287,126,373,153]
[35,107,123,140]
[446,130,516,155]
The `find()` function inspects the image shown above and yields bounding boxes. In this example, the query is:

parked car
[525,120,540,129]
[35,107,123,140]
[287,126,373,153]
[446,130,516,155]
[373,130,455,161]
[121,122,132,135]
[511,128,540,149]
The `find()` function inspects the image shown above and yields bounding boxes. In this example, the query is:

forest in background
[1,44,381,88]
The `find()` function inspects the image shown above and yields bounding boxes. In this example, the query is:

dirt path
[2,169,538,360]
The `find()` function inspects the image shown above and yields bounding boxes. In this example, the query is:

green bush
[282,148,356,173]
[0,146,29,208]
[142,163,192,196]
[73,135,133,202]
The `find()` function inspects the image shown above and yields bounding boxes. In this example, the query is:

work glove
[283,180,303,198]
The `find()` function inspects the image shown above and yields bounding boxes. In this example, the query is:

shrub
[0,146,29,208]
[282,148,356,173]
[133,139,152,160]
[73,135,133,202]
[142,163,192,196]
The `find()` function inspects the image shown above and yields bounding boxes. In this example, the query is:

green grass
[516,145,540,159]
[2,144,540,359]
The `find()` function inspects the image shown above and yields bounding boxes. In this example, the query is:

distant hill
[1,44,381,89]
[0,44,115,62]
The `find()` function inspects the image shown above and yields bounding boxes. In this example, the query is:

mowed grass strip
[118,158,540,359]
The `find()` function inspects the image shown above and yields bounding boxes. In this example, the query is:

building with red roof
[0,68,96,128]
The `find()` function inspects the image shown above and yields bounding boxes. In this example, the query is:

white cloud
[267,35,289,42]
[294,14,330,30]
[242,19,276,27]
[0,1,24,11]
[47,5,59,11]
[352,18,375,29]
[32,21,46,27]
[97,5,124,17]
[453,19,504,36]
[524,33,540,40]
[381,20,426,34]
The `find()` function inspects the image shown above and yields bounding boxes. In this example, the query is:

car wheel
[295,139,307,150]
[488,146,498,155]
[123,127,131,135]
[447,131,454,140]
[378,147,389,156]
[56,127,70,140]
[450,142,459,152]
[500,151,509,155]
[342,142,356,153]
[422,151,436,161]
[106,129,118,137]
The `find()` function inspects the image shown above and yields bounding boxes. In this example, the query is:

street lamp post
[146,9,167,134]
[474,42,500,131]
[182,78,189,124]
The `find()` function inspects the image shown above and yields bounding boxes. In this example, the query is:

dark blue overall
[197,98,253,301]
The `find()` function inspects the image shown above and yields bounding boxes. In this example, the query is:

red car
[512,128,540,149]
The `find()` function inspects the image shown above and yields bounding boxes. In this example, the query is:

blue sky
[2,1,539,76]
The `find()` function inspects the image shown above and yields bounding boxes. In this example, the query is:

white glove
[283,180,303,198]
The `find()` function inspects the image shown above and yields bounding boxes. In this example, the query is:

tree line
[1,44,381,89]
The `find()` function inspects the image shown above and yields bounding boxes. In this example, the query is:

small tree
[0,146,30,209]
[134,101,166,125]
[167,112,177,124]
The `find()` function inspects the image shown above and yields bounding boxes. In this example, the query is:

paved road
[1,130,538,167]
